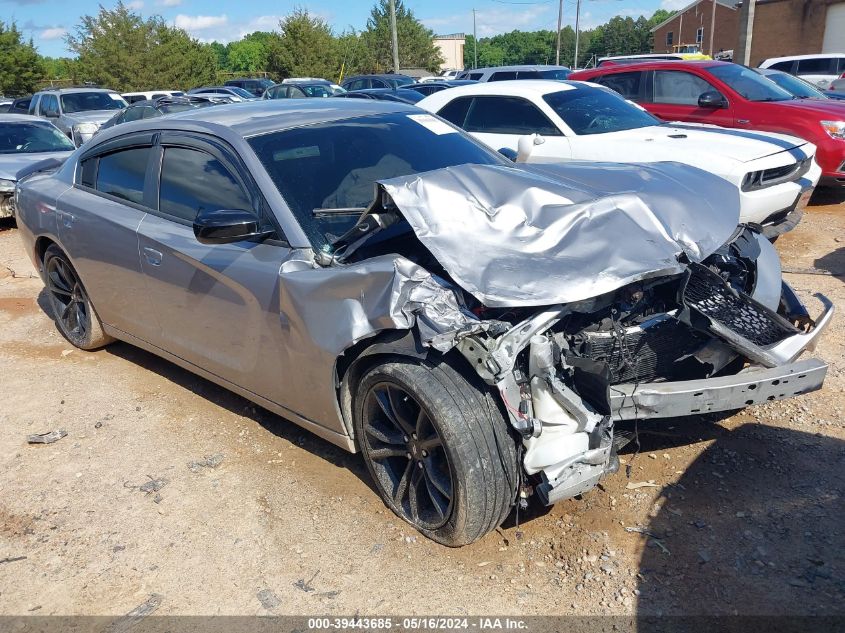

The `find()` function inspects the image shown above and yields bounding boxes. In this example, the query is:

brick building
[651,0,740,57]
[737,0,845,66]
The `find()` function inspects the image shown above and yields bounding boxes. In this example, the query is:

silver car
[29,88,128,145]
[15,100,833,545]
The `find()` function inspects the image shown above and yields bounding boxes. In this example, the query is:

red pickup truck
[570,61,845,186]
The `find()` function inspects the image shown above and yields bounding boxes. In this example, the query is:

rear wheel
[43,245,113,350]
[354,357,518,546]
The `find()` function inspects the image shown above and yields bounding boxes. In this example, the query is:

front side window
[299,85,332,97]
[463,96,560,136]
[61,92,127,113]
[437,97,473,127]
[769,60,794,72]
[709,63,792,102]
[653,70,715,105]
[95,147,151,205]
[490,71,517,81]
[158,147,252,222]
[595,71,642,99]
[247,112,505,252]
[40,94,59,116]
[0,122,76,153]
[543,88,658,135]
[123,107,146,123]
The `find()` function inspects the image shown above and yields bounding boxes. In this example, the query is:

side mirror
[193,208,270,244]
[497,147,518,162]
[516,133,545,163]
[698,90,727,108]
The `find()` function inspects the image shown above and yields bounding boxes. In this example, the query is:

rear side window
[95,147,151,205]
[468,73,483,80]
[652,70,714,105]
[463,96,560,136]
[797,57,833,74]
[158,147,252,222]
[437,97,473,127]
[371,79,389,88]
[41,94,59,116]
[595,71,642,99]
[490,71,517,81]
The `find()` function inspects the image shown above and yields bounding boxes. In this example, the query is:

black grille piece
[684,263,798,347]
[581,316,708,385]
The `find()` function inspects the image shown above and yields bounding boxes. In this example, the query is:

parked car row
[11,97,834,546]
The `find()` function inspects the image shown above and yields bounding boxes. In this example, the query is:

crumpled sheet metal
[379,162,741,308]
[276,254,482,429]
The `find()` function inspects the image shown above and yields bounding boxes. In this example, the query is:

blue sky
[3,0,688,57]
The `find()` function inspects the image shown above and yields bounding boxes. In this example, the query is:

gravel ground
[0,190,843,618]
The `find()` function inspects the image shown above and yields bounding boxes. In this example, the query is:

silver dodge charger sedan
[15,100,833,546]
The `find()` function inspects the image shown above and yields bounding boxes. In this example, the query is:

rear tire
[43,245,113,350]
[354,357,518,546]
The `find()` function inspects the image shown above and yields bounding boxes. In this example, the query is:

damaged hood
[378,161,740,308]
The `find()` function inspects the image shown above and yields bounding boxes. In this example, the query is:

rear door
[55,133,157,340]
[795,56,837,88]
[648,69,734,126]
[136,132,291,400]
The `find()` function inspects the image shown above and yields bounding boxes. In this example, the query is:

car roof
[344,74,412,80]
[576,59,724,74]
[35,87,120,94]
[424,79,581,98]
[762,53,845,63]
[158,98,416,137]
[470,65,571,72]
[0,113,51,123]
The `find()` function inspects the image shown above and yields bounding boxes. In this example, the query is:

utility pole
[736,0,756,65]
[555,0,563,66]
[573,0,581,69]
[709,0,717,56]
[389,0,400,74]
[473,9,478,69]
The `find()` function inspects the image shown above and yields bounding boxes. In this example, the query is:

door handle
[737,119,751,125]
[142,247,162,266]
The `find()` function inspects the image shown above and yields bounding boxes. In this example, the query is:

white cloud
[156,0,182,6]
[40,27,66,40]
[126,0,144,9]
[174,14,229,31]
[422,5,553,38]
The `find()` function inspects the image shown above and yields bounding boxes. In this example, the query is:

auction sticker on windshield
[407,113,456,135]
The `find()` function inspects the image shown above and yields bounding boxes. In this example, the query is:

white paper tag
[407,113,456,135]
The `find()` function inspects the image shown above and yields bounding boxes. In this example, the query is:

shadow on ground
[636,422,845,615]
[815,247,845,278]
[809,187,845,207]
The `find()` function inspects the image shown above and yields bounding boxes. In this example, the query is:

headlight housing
[73,122,100,135]
[0,178,15,194]
[820,120,845,140]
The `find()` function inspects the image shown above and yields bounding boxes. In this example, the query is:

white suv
[759,54,845,89]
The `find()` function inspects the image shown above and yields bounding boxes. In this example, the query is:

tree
[0,22,45,96]
[65,1,217,91]
[267,9,340,81]
[361,0,443,72]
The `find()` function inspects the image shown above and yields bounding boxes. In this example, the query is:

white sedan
[418,80,822,238]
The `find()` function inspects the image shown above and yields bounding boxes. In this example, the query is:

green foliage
[65,1,217,91]
[266,9,340,81]
[464,9,677,70]
[0,22,45,96]
[228,33,274,74]
[360,0,443,72]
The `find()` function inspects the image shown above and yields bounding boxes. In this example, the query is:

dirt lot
[1,191,844,618]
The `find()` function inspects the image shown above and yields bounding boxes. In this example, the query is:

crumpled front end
[319,162,832,507]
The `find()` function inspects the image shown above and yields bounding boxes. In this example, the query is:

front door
[136,135,291,402]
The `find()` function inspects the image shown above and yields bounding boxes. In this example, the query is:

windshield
[764,71,827,99]
[539,69,571,80]
[229,87,256,99]
[709,64,793,102]
[60,92,127,113]
[543,87,658,135]
[0,122,76,153]
[248,112,506,253]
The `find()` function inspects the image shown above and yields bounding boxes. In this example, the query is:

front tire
[43,245,113,350]
[354,357,518,546]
